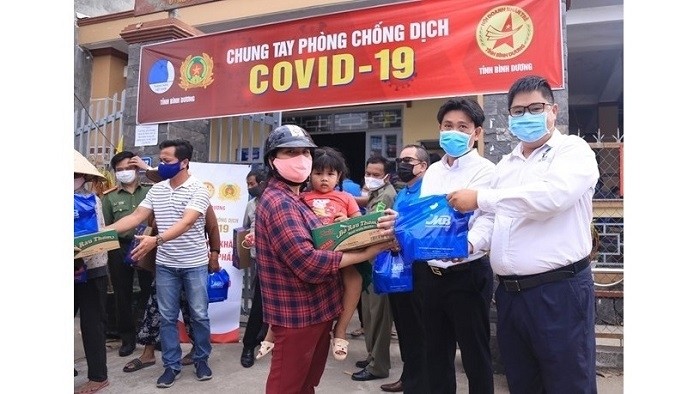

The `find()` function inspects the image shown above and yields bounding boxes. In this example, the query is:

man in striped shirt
[106,139,215,388]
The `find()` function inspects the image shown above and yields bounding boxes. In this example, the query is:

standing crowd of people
[74,75,601,394]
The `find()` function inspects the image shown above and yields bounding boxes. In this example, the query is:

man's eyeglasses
[508,102,552,117]
[396,157,421,165]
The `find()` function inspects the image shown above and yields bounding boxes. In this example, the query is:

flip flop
[256,340,274,359]
[331,337,349,361]
[349,328,364,337]
[122,358,156,373]
[75,379,109,394]
[181,352,194,366]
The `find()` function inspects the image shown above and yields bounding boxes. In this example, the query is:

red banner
[137,0,563,124]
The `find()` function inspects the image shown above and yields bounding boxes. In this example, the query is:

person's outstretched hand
[446,189,478,213]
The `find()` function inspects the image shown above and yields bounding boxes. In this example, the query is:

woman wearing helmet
[254,125,397,393]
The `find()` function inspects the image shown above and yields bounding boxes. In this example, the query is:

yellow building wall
[403,99,442,145]
[91,55,127,99]
[77,0,361,48]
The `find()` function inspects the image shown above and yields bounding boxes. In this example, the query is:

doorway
[311,132,365,185]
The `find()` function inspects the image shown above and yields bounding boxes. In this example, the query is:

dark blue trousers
[495,265,597,394]
[388,262,428,393]
[420,256,494,394]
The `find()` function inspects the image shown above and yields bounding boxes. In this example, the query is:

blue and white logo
[148,59,175,94]
[425,215,451,226]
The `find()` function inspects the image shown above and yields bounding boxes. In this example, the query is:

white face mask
[116,169,137,184]
[364,175,386,191]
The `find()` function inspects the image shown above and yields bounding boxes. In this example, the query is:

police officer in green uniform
[102,151,154,357]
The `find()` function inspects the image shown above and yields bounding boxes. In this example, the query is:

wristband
[210,249,220,253]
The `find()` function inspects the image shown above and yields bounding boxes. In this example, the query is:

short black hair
[366,155,391,175]
[401,144,430,163]
[158,139,194,161]
[507,75,555,108]
[436,98,485,128]
[247,168,266,183]
[313,147,349,178]
[110,151,135,169]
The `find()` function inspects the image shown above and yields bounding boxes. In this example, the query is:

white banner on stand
[177,162,251,343]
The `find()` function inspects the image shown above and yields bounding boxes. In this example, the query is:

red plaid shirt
[255,177,344,327]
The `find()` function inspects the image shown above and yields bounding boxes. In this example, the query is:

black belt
[498,257,590,292]
[427,255,487,276]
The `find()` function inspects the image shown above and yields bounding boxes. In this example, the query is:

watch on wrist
[156,235,165,246]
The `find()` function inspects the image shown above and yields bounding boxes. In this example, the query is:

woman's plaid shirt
[255,177,344,327]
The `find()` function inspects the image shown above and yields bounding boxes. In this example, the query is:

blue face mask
[439,130,471,158]
[508,112,549,143]
[157,161,182,180]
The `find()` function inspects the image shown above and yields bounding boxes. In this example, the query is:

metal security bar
[585,130,624,347]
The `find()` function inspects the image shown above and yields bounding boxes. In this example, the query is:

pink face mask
[273,155,312,183]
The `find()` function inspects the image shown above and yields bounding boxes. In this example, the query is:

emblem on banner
[179,53,214,90]
[203,181,216,198]
[476,6,533,60]
[219,183,241,201]
[148,59,175,94]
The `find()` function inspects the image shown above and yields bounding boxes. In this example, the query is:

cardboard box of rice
[311,211,394,252]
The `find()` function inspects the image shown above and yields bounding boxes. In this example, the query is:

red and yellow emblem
[179,53,214,90]
[219,183,241,201]
[476,6,534,60]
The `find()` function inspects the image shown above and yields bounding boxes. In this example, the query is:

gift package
[311,211,394,252]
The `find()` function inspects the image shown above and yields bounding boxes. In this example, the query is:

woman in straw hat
[74,149,111,394]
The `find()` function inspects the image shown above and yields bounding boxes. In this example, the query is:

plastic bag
[373,251,412,294]
[394,194,473,263]
[74,194,99,237]
[124,223,148,265]
[207,269,230,303]
[74,263,88,284]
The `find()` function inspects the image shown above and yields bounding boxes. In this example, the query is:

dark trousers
[266,320,334,394]
[388,262,428,393]
[75,275,109,382]
[242,271,268,349]
[107,240,154,342]
[495,265,597,394]
[356,299,363,327]
[420,256,494,394]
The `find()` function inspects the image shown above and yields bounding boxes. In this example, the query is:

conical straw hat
[74,149,106,181]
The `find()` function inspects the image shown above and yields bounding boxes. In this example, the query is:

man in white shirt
[419,97,495,394]
[106,139,214,388]
[448,75,600,393]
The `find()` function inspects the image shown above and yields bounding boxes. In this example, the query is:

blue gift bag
[373,251,412,294]
[394,194,473,263]
[207,269,230,303]
[124,223,148,265]
[74,194,99,237]
[74,263,88,284]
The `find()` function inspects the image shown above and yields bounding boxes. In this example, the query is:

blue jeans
[156,264,211,370]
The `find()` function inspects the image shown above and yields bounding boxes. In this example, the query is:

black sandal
[123,358,155,373]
